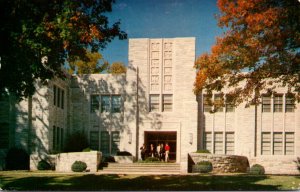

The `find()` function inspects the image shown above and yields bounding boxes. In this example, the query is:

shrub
[37,160,51,170]
[116,151,132,156]
[144,157,160,162]
[82,148,91,152]
[71,161,87,172]
[64,132,89,152]
[249,164,265,175]
[193,161,213,173]
[195,149,210,153]
[5,147,29,170]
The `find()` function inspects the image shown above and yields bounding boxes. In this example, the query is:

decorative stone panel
[188,153,249,173]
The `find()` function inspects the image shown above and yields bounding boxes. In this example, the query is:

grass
[0,171,299,191]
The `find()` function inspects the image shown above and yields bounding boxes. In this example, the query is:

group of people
[140,143,170,162]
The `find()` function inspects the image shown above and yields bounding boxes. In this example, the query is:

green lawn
[0,171,299,191]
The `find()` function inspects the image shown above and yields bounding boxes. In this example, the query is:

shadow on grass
[0,173,289,191]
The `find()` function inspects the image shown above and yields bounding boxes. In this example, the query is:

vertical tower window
[53,86,57,106]
[150,94,159,112]
[163,94,173,112]
[203,95,212,112]
[214,94,223,112]
[262,95,271,112]
[274,95,283,112]
[285,96,295,112]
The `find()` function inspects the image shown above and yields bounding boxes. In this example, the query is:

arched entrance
[144,131,177,162]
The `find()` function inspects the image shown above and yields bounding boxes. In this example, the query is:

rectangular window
[100,131,110,154]
[61,90,64,109]
[273,132,283,155]
[285,96,295,112]
[163,94,173,112]
[111,131,120,154]
[225,132,235,155]
[90,95,100,113]
[285,132,294,155]
[204,132,212,153]
[203,95,212,112]
[90,131,99,150]
[261,132,271,155]
[214,132,223,154]
[225,95,235,112]
[53,86,56,106]
[57,88,60,108]
[53,126,56,151]
[56,127,60,151]
[274,95,283,112]
[262,95,271,112]
[214,94,223,112]
[150,94,159,112]
[60,128,64,150]
[111,95,121,113]
[101,95,110,113]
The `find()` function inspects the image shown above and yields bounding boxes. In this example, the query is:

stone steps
[99,163,181,175]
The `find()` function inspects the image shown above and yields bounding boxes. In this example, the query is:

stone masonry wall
[189,153,249,173]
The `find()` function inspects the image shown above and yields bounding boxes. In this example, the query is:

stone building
[0,37,299,174]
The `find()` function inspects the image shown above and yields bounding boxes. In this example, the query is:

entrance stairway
[99,163,181,175]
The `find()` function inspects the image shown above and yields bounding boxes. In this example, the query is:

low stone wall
[56,151,101,172]
[249,157,299,175]
[30,154,56,171]
[114,156,134,163]
[188,153,249,173]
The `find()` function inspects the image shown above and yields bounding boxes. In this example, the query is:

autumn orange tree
[0,0,126,99]
[107,62,127,74]
[194,0,300,105]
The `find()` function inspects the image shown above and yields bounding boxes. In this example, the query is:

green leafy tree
[0,0,127,99]
[194,0,300,105]
[107,62,127,74]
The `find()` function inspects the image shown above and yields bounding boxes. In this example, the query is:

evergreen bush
[249,164,265,175]
[195,149,211,153]
[82,148,91,152]
[5,147,29,170]
[37,160,51,170]
[193,161,213,173]
[71,161,87,172]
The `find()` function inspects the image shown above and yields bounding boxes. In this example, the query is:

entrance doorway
[144,131,177,162]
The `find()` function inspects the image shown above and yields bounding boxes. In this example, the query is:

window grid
[285,132,294,155]
[274,95,283,112]
[111,131,120,154]
[203,95,212,112]
[214,132,223,154]
[204,132,212,153]
[150,94,159,112]
[214,94,223,112]
[262,96,271,112]
[111,96,121,113]
[273,132,283,155]
[101,95,111,113]
[90,95,100,113]
[225,132,234,155]
[285,96,295,112]
[163,94,173,112]
[261,132,271,155]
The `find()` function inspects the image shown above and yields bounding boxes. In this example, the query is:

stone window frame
[273,94,283,112]
[262,95,271,112]
[285,95,295,112]
[149,94,160,112]
[162,94,173,112]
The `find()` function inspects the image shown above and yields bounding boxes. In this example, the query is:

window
[274,95,283,112]
[225,95,235,112]
[111,131,120,154]
[214,94,223,112]
[214,132,223,154]
[53,85,65,109]
[204,132,212,153]
[225,132,234,155]
[285,96,295,112]
[53,126,56,151]
[262,95,271,112]
[285,132,294,155]
[61,90,64,109]
[101,95,110,113]
[0,122,9,149]
[261,132,271,155]
[163,94,173,112]
[90,95,100,113]
[60,128,64,150]
[112,96,121,113]
[57,88,60,108]
[100,131,110,154]
[53,86,56,106]
[273,132,283,155]
[150,94,159,112]
[90,131,99,150]
[203,95,212,112]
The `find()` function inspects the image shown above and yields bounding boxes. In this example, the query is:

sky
[101,0,224,65]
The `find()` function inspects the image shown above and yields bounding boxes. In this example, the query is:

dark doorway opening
[144,131,177,162]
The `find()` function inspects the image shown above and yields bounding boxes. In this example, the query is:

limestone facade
[0,37,299,174]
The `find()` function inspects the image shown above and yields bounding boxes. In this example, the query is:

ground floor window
[53,126,64,151]
[204,131,235,155]
[90,131,120,155]
[261,132,294,155]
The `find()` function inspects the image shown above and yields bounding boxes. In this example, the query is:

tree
[107,62,127,74]
[194,0,300,105]
[0,0,127,99]
[68,50,109,74]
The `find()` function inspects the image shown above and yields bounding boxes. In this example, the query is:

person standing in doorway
[149,143,155,157]
[159,143,165,161]
[164,143,170,162]
[140,144,146,160]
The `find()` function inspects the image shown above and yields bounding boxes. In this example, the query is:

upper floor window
[203,95,212,112]
[53,85,65,109]
[150,94,159,112]
[101,95,111,113]
[112,96,121,113]
[285,96,295,112]
[274,95,283,112]
[90,95,122,113]
[163,94,173,112]
[214,94,224,112]
[262,95,271,112]
[90,95,100,113]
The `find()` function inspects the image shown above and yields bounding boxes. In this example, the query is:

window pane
[100,131,110,154]
[214,94,223,112]
[61,90,64,109]
[262,96,271,112]
[53,86,56,106]
[90,95,100,113]
[204,132,212,153]
[112,96,121,113]
[286,96,295,112]
[57,88,60,108]
[262,132,271,155]
[274,95,283,112]
[150,94,159,112]
[225,132,234,155]
[53,126,56,151]
[111,131,120,154]
[203,95,212,112]
[273,132,283,155]
[90,131,99,150]
[285,132,294,155]
[163,94,172,112]
[214,132,223,154]
[101,95,110,113]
